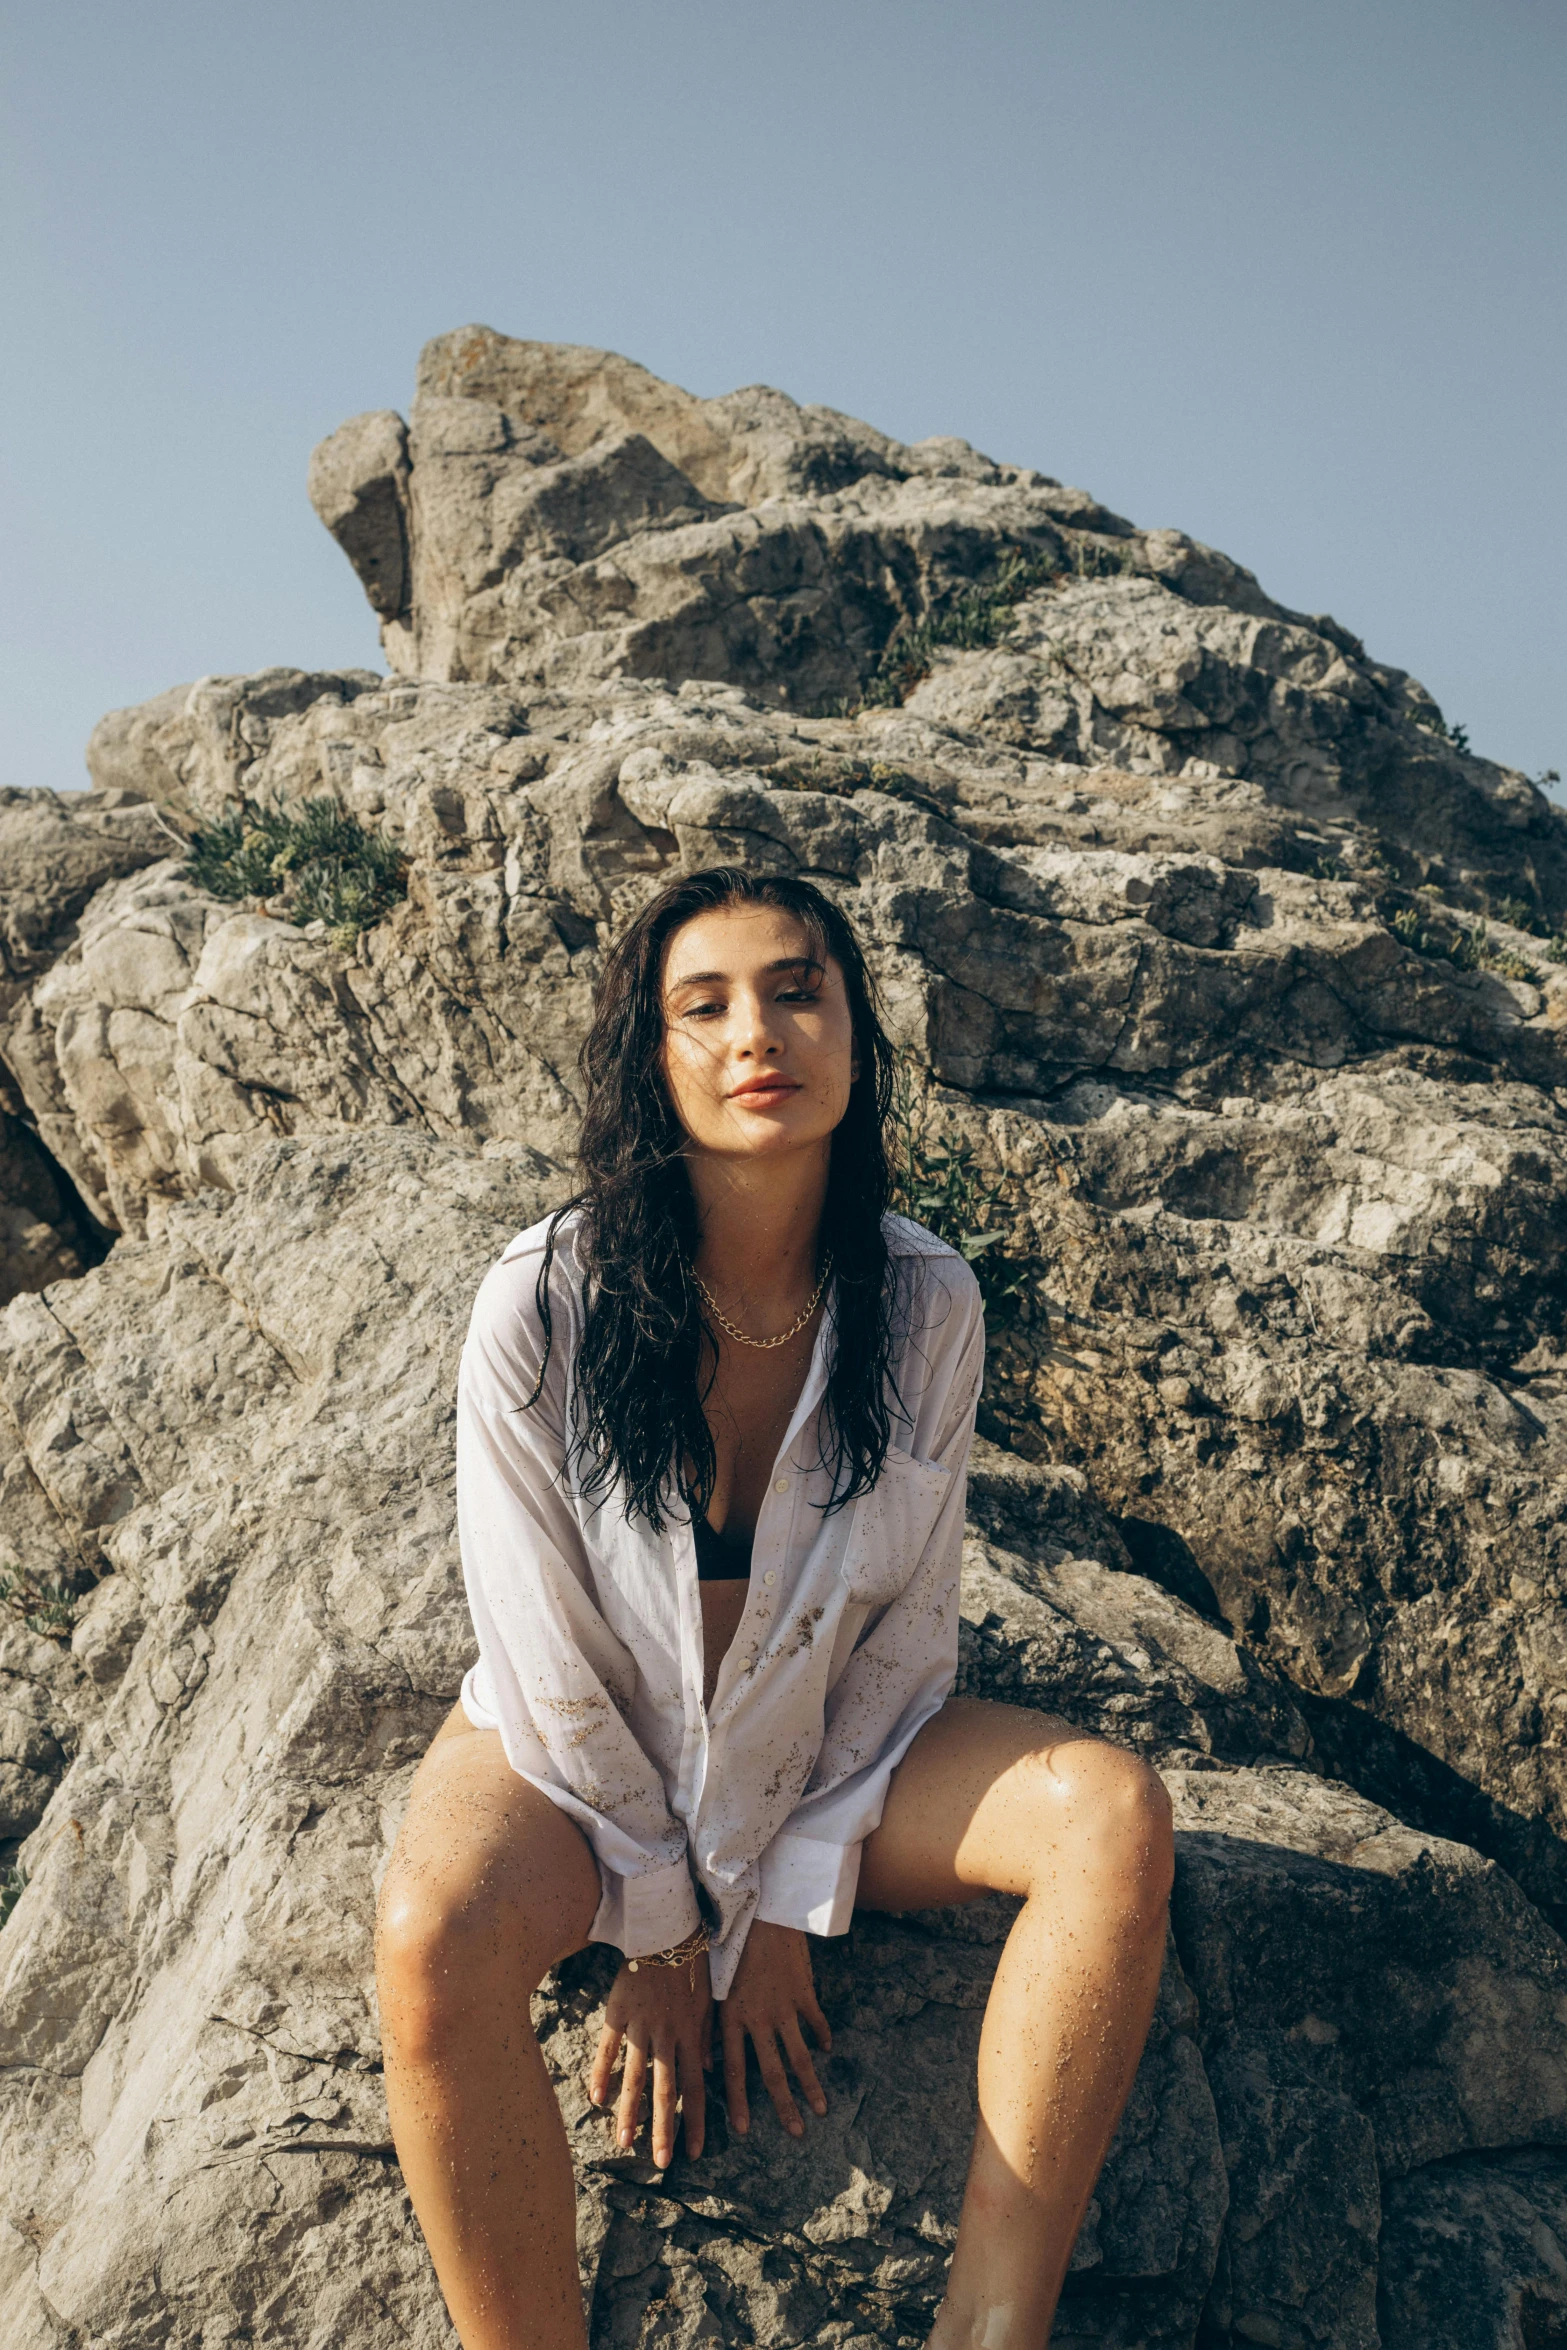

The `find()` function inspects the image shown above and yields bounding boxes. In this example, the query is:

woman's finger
[780,2015,828,2118]
[802,1990,832,2052]
[589,2017,623,2108]
[754,2028,804,2138]
[616,2035,649,2152]
[679,2031,707,2160]
[720,2006,750,2136]
[650,2045,679,2170]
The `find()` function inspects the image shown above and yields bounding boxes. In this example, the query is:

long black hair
[529,867,900,1530]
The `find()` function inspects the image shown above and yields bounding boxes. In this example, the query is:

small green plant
[1482,942,1543,982]
[888,1060,1029,1322]
[0,1560,81,1642]
[803,537,1130,721]
[1411,706,1472,755]
[1389,905,1537,983]
[184,796,408,950]
[855,546,1064,713]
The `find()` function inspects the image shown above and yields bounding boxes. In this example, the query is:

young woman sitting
[375,867,1174,2350]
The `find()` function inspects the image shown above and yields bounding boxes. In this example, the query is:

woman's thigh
[857,1695,1159,1914]
[379,1701,602,1987]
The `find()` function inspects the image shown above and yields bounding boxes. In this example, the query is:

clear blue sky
[3,0,1563,796]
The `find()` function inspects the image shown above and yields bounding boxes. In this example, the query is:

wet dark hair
[529,866,900,1530]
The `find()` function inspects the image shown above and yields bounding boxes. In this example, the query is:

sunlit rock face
[1,330,1565,2346]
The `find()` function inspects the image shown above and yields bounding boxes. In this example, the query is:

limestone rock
[18,662,1567,1951]
[1378,2153,1567,2347]
[4,332,1567,2345]
[0,785,173,1005]
[0,1140,1561,2348]
[308,411,411,622]
[0,1108,97,1306]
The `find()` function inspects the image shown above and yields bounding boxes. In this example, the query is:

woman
[376,868,1173,2350]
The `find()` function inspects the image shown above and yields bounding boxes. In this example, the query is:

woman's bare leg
[858,1697,1174,2350]
[376,1704,602,2350]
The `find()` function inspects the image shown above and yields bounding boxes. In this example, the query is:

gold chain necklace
[692,1257,833,1351]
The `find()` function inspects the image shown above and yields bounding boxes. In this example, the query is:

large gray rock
[28,667,1567,1940]
[0,1137,1562,2350]
[4,331,1567,2345]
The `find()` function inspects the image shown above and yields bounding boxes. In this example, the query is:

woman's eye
[680,999,725,1019]
[778,987,820,1005]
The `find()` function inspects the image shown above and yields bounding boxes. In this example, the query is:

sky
[2,0,1563,797]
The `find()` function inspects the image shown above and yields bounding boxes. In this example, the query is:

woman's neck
[686,1138,831,1309]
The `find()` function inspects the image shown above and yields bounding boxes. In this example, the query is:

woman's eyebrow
[666,956,824,989]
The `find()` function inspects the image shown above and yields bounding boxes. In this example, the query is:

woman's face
[659,902,859,1160]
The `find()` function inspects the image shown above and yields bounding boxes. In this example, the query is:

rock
[308,411,412,623]
[0,1107,96,1305]
[3,331,1567,2346]
[0,786,172,1007]
[13,663,1567,1933]
[83,669,385,828]
[1378,2152,1567,2348]
[0,1137,1560,2348]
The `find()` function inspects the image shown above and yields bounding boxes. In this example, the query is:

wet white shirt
[457,1210,984,1998]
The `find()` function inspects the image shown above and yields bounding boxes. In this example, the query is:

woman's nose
[732,990,783,1055]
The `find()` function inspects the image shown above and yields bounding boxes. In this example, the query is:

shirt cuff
[756,1832,863,1937]
[591,1854,703,1959]
[459,1659,497,1729]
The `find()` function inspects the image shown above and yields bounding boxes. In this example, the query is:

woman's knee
[376,1855,529,2047]
[376,1815,581,2059]
[1011,1736,1174,1924]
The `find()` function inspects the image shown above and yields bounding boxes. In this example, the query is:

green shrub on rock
[184,796,407,949]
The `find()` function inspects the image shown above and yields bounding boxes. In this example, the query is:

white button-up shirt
[457,1211,984,1997]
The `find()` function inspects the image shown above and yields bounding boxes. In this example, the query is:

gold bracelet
[626,1923,711,1973]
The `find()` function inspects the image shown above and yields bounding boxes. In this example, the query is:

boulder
[16,669,1567,1936]
[0,1138,1562,2349]
[2,331,1566,2345]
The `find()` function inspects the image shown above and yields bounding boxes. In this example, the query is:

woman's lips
[729,1079,800,1101]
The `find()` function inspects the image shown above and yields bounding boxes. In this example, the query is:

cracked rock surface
[2,330,1565,2345]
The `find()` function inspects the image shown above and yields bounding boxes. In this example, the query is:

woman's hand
[589,1952,712,2169]
[719,1921,831,2138]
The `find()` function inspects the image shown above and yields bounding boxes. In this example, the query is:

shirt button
[763,1569,777,1587]
[774,1476,790,1493]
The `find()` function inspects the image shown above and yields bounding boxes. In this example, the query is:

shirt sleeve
[456,1247,701,1959]
[755,1265,985,1937]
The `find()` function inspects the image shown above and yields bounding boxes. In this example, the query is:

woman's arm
[457,1248,703,1959]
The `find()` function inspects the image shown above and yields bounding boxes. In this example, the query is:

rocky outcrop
[0,787,168,1301]
[1,330,1565,2345]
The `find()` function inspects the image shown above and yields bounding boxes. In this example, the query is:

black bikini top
[693,1513,753,1582]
